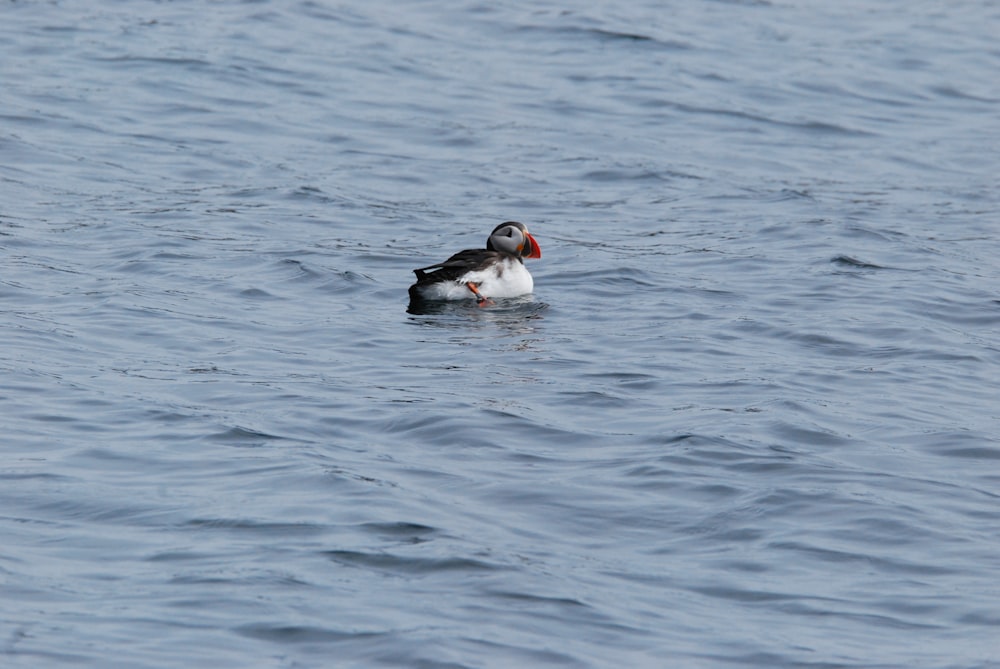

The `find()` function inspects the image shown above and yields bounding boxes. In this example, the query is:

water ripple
[3,1,999,667]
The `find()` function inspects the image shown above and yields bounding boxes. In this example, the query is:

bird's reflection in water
[407,295,548,334]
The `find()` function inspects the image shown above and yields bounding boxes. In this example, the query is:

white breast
[417,257,534,301]
[469,258,534,298]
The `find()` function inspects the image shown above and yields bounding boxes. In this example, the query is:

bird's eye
[506,229,513,237]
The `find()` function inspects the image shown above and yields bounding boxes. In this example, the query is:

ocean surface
[2,1,999,667]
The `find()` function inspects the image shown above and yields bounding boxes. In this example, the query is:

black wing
[411,249,504,286]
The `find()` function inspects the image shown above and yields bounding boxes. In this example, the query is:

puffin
[408,221,542,306]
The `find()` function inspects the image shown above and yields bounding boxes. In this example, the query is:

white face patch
[489,226,523,255]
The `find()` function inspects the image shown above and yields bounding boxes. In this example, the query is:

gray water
[3,1,1000,667]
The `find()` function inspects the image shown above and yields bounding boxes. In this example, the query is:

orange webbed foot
[466,282,494,307]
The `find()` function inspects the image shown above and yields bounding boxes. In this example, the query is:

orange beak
[523,232,542,259]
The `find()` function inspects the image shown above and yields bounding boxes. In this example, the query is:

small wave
[357,521,439,542]
[831,255,887,269]
[517,24,692,51]
[235,623,384,644]
[208,425,289,445]
[322,549,505,574]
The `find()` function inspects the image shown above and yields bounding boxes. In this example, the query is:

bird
[408,221,542,307]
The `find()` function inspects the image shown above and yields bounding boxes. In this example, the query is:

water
[3,1,999,667]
